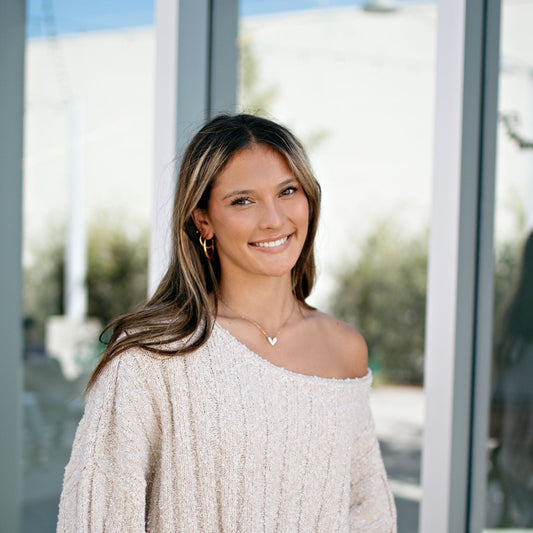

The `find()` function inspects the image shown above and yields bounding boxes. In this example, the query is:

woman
[57,114,396,532]
[490,231,533,527]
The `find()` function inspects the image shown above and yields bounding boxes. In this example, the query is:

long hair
[86,114,321,391]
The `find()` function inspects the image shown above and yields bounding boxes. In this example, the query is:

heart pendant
[268,337,278,346]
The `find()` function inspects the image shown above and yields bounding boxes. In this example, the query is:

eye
[280,185,298,197]
[230,196,252,206]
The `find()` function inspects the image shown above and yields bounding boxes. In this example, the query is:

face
[193,144,309,284]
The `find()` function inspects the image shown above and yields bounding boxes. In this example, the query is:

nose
[259,199,285,229]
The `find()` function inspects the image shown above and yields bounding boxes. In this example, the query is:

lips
[250,234,291,248]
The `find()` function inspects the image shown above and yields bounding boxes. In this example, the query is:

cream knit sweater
[57,323,397,532]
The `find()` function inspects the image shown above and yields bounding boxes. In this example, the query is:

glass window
[485,1,533,530]
[23,2,154,531]
[238,2,436,531]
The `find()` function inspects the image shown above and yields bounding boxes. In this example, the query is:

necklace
[220,297,296,346]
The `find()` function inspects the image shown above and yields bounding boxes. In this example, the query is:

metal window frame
[0,0,25,531]
[420,0,501,531]
[468,2,502,529]
[148,0,239,293]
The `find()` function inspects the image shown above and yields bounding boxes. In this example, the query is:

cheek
[211,211,251,243]
[296,196,310,229]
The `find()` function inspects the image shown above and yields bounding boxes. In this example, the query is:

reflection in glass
[489,233,533,528]
[22,5,153,530]
[484,2,533,529]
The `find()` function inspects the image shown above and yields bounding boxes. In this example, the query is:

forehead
[212,145,295,190]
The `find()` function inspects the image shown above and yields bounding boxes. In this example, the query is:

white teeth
[254,236,289,248]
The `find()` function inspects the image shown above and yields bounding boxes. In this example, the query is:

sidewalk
[372,384,425,533]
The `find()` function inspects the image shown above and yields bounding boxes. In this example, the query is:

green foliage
[330,220,525,385]
[493,236,522,346]
[87,221,149,326]
[24,226,66,341]
[330,222,428,384]
[24,219,149,344]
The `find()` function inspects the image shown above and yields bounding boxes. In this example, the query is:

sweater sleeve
[349,387,397,532]
[57,351,161,533]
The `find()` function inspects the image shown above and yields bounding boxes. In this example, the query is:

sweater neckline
[213,321,372,387]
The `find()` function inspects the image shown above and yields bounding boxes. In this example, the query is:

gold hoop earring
[199,235,215,260]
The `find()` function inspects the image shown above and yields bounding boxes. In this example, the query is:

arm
[349,390,397,532]
[57,351,160,533]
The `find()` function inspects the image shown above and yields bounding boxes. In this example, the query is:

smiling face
[192,143,309,285]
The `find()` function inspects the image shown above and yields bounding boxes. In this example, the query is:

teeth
[254,236,289,248]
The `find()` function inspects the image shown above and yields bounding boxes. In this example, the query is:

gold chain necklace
[220,297,296,346]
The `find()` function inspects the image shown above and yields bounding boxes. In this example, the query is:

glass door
[23,2,154,530]
[483,1,533,530]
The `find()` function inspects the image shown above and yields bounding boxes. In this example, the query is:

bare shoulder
[300,309,369,378]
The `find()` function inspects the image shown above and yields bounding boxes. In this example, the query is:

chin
[259,262,299,279]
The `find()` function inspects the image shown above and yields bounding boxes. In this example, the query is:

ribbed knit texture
[57,322,397,532]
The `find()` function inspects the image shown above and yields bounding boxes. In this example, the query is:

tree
[24,217,149,344]
[87,220,149,326]
[330,222,428,384]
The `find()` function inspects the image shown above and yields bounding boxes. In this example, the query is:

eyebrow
[222,178,297,200]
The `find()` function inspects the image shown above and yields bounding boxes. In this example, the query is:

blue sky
[27,0,426,39]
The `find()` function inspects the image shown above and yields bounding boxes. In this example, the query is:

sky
[26,0,429,39]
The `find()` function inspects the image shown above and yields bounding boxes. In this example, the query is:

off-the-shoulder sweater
[57,322,397,532]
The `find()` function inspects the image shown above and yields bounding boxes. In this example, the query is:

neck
[217,275,296,330]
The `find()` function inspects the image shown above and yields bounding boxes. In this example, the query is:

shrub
[330,222,428,384]
[24,218,149,344]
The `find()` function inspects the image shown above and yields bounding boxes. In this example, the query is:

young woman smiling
[57,114,397,532]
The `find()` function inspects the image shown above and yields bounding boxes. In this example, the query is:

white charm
[268,337,278,346]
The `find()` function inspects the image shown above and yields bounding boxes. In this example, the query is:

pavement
[371,384,425,533]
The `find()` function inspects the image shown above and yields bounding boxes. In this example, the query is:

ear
[191,208,214,239]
